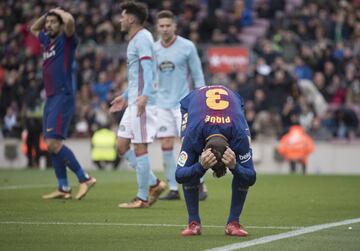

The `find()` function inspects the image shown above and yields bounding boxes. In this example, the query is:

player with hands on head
[175,85,256,236]
[30,7,96,200]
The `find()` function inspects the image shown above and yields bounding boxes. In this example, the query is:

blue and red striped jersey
[39,31,77,97]
[180,85,246,141]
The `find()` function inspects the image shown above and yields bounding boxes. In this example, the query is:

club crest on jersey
[159,61,175,72]
[43,49,56,60]
[177,151,188,167]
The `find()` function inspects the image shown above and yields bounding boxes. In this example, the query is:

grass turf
[0,169,359,251]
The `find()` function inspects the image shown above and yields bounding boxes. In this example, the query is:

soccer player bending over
[30,8,96,200]
[176,85,256,236]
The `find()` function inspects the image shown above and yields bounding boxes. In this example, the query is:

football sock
[136,154,150,201]
[56,145,89,183]
[148,168,158,187]
[162,150,178,191]
[183,182,201,223]
[227,177,248,224]
[124,149,137,169]
[51,153,70,192]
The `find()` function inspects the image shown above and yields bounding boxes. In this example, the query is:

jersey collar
[161,35,177,48]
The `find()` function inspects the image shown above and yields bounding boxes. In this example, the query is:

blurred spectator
[294,56,313,80]
[3,106,20,138]
[278,123,315,174]
[335,108,359,140]
[22,79,43,168]
[0,0,359,143]
[91,126,120,170]
[91,71,113,102]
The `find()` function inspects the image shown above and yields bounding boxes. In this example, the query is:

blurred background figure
[91,125,120,170]
[278,123,315,174]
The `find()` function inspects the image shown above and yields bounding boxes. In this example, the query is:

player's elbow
[175,167,185,184]
[29,26,39,37]
[249,171,256,186]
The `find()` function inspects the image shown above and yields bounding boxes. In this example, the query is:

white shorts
[156,107,181,138]
[117,105,157,144]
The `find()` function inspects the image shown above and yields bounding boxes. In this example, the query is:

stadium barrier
[1,138,360,174]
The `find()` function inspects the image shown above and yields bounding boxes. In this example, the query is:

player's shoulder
[134,29,154,42]
[154,39,161,49]
[141,29,154,39]
[176,35,195,47]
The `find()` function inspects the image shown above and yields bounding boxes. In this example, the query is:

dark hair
[156,10,174,21]
[121,1,148,25]
[204,134,229,178]
[46,12,64,24]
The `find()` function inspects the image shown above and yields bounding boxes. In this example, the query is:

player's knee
[117,144,129,156]
[46,139,62,153]
[134,144,148,156]
[161,137,174,151]
[117,137,131,156]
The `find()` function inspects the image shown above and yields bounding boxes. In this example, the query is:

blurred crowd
[0,0,360,142]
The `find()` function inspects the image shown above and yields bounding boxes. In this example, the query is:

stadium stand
[0,0,359,143]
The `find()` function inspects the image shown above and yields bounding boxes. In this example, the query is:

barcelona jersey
[39,31,77,97]
[180,85,249,149]
[176,85,255,186]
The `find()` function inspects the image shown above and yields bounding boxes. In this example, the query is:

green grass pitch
[0,169,359,250]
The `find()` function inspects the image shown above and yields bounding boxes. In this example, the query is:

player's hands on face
[222,146,236,169]
[136,95,148,117]
[109,95,127,113]
[200,148,217,169]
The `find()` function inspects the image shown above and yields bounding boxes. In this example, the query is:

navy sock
[51,153,70,191]
[56,145,89,183]
[227,176,248,224]
[182,180,201,223]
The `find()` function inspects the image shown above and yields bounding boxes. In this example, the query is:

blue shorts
[43,94,75,139]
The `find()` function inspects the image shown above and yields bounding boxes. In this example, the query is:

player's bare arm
[109,95,128,113]
[30,13,47,37]
[222,146,236,169]
[200,148,217,169]
[136,95,148,117]
[50,8,75,36]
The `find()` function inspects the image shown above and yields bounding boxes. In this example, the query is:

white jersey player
[110,1,166,209]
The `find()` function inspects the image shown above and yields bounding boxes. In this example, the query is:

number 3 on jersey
[205,88,229,110]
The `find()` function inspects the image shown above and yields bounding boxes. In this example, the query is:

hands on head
[200,146,236,170]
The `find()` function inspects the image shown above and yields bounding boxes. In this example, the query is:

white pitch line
[205,218,360,251]
[0,221,301,230]
[0,184,53,190]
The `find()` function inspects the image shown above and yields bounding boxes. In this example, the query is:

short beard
[49,32,60,39]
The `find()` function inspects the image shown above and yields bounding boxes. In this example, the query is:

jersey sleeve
[135,36,154,97]
[229,133,256,187]
[175,136,207,184]
[38,31,48,45]
[135,36,153,59]
[66,33,78,47]
[187,43,205,88]
[180,92,191,138]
